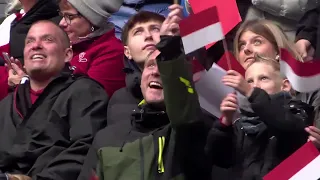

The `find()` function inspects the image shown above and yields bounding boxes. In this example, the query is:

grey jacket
[252,0,319,21]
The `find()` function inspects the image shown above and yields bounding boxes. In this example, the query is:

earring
[91,26,95,32]
[275,54,280,61]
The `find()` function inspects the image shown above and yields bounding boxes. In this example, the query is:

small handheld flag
[280,48,320,93]
[179,6,224,54]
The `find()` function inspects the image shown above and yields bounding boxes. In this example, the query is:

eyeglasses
[58,11,81,25]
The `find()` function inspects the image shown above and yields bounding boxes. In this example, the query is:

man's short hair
[121,11,165,45]
[29,20,71,49]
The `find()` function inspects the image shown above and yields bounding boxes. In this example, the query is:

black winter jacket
[0,69,108,179]
[206,88,313,180]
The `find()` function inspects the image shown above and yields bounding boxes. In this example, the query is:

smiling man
[79,39,212,180]
[77,4,213,180]
[0,20,109,180]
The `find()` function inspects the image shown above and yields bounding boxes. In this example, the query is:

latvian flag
[264,142,320,180]
[280,48,320,93]
[179,6,224,54]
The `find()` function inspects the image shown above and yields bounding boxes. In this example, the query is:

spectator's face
[125,21,162,67]
[59,4,91,44]
[24,22,72,79]
[245,62,290,94]
[238,31,278,69]
[140,50,164,105]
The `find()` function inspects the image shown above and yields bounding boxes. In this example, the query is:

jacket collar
[71,27,116,53]
[123,57,143,99]
[14,63,78,118]
[130,99,169,133]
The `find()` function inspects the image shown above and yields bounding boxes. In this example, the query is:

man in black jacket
[0,20,108,180]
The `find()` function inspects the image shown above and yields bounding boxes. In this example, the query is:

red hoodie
[71,29,126,97]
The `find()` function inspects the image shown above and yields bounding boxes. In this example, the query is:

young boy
[207,56,314,180]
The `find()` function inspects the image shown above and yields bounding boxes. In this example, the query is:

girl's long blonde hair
[5,0,22,16]
[233,20,303,63]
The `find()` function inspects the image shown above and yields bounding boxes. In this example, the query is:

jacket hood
[123,57,143,99]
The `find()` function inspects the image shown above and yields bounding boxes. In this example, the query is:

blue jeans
[109,3,171,40]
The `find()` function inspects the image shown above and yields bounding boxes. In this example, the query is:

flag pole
[222,38,232,70]
[173,0,179,4]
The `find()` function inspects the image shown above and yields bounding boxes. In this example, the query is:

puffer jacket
[241,0,318,41]
[252,0,318,21]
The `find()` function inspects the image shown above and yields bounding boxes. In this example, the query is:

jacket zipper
[157,136,165,173]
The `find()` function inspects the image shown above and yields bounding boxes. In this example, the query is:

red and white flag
[188,0,241,49]
[264,142,320,180]
[179,6,224,54]
[280,48,320,93]
[217,51,245,76]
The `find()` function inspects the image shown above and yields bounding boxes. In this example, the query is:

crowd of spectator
[0,0,318,180]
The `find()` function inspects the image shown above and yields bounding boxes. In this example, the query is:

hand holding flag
[220,92,238,126]
[280,48,320,93]
[222,70,253,97]
[295,39,315,62]
[305,126,320,149]
[179,6,224,54]
[160,4,183,36]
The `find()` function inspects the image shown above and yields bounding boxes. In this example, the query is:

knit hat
[67,0,122,27]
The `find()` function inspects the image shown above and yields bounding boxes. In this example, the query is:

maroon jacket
[0,67,8,101]
[70,29,126,97]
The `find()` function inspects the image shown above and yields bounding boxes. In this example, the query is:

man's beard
[27,68,53,81]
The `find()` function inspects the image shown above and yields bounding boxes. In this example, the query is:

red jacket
[0,67,8,101]
[71,29,126,97]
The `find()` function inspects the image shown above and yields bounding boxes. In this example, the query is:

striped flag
[188,0,241,49]
[280,48,320,93]
[179,6,224,54]
[217,51,245,76]
[264,142,320,180]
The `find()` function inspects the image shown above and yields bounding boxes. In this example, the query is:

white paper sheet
[195,63,253,118]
